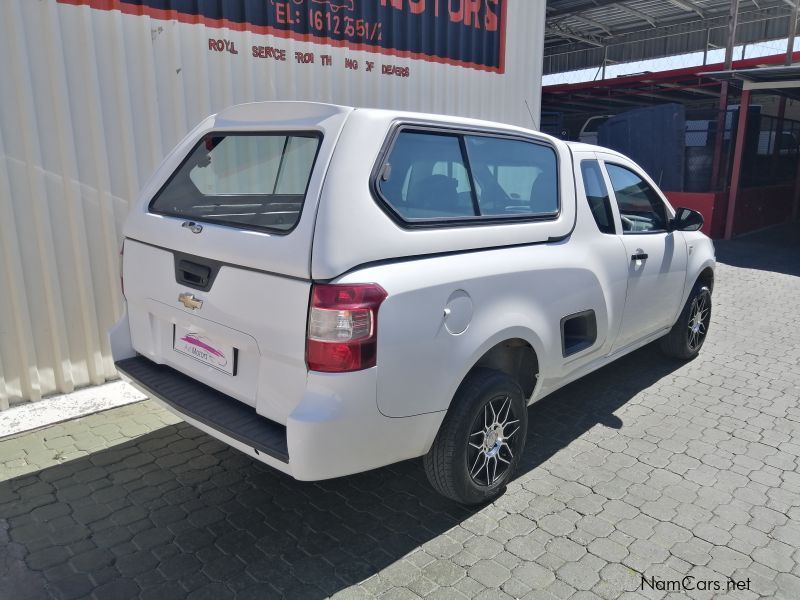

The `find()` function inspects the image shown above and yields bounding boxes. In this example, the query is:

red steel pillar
[712,0,741,191]
[724,89,751,239]
[710,83,729,190]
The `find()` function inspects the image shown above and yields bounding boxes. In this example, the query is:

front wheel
[660,284,712,360]
[424,369,528,505]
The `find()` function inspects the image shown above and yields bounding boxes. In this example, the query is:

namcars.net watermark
[642,574,751,593]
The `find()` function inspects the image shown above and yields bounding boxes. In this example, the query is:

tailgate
[123,239,310,424]
[119,103,352,423]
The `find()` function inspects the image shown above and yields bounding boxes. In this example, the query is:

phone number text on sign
[274,3,383,42]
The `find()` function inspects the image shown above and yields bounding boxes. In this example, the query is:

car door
[597,155,688,352]
[559,154,629,369]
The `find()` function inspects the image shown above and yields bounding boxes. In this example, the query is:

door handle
[631,253,648,261]
[177,260,211,287]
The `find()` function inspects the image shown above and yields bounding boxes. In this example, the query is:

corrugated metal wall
[0,0,544,408]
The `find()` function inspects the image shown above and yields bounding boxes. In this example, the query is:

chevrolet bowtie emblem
[178,293,203,310]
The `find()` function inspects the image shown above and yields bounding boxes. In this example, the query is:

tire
[660,284,712,360]
[424,369,528,505]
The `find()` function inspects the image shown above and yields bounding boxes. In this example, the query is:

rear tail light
[306,283,387,372]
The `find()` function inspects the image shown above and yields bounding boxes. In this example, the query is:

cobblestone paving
[1,226,799,600]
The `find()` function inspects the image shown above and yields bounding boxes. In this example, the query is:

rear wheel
[424,369,527,505]
[660,284,711,360]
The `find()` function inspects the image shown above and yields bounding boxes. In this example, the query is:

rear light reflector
[306,283,387,372]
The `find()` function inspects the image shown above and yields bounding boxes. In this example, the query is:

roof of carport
[704,64,800,92]
[542,51,800,114]
[545,0,800,75]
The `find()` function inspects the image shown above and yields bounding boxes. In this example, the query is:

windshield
[150,132,321,233]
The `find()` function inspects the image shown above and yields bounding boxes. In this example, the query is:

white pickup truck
[111,102,715,504]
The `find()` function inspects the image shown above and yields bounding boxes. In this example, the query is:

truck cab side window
[580,160,614,234]
[605,163,668,233]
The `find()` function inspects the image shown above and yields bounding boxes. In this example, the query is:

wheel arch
[680,255,716,311]
[417,326,547,456]
[471,338,540,400]
[452,327,545,407]
[696,265,714,293]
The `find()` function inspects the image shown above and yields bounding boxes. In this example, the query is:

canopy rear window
[150,132,321,233]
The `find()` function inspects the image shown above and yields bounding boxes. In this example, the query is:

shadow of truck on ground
[0,343,683,600]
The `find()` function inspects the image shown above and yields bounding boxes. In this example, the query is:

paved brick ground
[1,225,799,600]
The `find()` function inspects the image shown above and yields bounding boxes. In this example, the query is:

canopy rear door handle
[631,252,648,261]
[177,259,212,288]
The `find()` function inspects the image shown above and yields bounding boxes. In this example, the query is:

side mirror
[670,207,704,232]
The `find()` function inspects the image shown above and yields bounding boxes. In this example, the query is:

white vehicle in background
[111,102,715,504]
[578,114,613,145]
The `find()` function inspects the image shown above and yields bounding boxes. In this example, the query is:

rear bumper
[115,355,444,481]
[116,356,288,462]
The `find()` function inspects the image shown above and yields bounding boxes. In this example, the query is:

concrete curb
[0,380,147,439]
